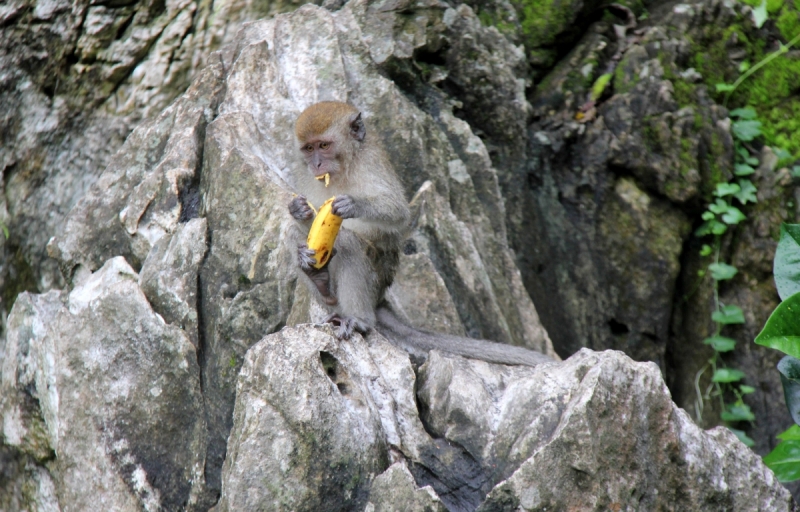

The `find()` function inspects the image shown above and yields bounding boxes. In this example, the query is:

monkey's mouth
[313,169,333,178]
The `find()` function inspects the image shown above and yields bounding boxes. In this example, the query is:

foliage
[693,106,759,448]
[756,224,800,481]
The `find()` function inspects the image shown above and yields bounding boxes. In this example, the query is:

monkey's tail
[374,306,553,368]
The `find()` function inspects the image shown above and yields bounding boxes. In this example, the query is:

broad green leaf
[716,83,735,92]
[755,291,800,358]
[739,61,751,73]
[730,107,757,119]
[763,440,800,482]
[735,179,758,204]
[745,156,759,166]
[753,0,768,28]
[779,355,800,426]
[703,335,737,352]
[732,119,763,141]
[734,163,755,176]
[712,304,745,324]
[700,244,712,257]
[713,368,746,383]
[774,224,800,301]
[701,211,715,221]
[709,263,738,280]
[778,425,800,441]
[721,206,746,225]
[715,182,741,197]
[740,385,756,394]
[728,427,755,447]
[711,221,728,235]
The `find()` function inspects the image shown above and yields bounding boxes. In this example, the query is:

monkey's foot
[324,314,368,340]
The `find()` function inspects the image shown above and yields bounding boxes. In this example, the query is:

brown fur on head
[295,101,360,142]
[295,101,367,179]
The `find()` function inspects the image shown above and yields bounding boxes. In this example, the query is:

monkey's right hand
[289,195,314,222]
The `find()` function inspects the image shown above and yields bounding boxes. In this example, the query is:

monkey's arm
[331,194,410,230]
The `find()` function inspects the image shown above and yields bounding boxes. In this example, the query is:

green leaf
[732,119,763,141]
[775,148,793,164]
[708,198,728,215]
[730,428,755,446]
[721,206,746,225]
[716,83,735,92]
[755,291,800,358]
[700,244,712,257]
[590,73,613,101]
[1,223,7,239]
[739,61,752,73]
[792,166,800,178]
[709,262,738,280]
[774,224,800,301]
[729,427,755,447]
[734,179,758,204]
[740,385,756,394]
[778,425,800,441]
[712,304,745,324]
[713,368,746,383]
[721,402,755,421]
[730,107,757,120]
[701,211,716,221]
[695,219,728,237]
[734,163,755,176]
[703,335,737,352]
[753,0,768,28]
[715,182,741,197]
[763,440,800,482]
[745,156,760,166]
[779,355,800,426]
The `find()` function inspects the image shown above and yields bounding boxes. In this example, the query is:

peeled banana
[306,197,342,269]
[315,173,331,187]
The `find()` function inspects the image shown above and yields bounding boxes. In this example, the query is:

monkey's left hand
[331,195,358,219]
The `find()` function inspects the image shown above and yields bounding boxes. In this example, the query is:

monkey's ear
[349,113,366,142]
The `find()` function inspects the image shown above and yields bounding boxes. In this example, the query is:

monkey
[288,101,552,367]
[288,101,410,340]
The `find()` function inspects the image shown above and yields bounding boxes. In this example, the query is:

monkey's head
[295,101,366,179]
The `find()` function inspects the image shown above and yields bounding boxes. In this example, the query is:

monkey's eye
[303,144,313,153]
[319,142,330,150]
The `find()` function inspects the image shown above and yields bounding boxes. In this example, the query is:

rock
[139,217,208,348]
[217,325,793,511]
[1,257,210,510]
[366,462,448,512]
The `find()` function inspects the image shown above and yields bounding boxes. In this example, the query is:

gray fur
[375,307,553,368]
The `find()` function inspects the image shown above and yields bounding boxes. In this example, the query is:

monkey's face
[301,139,341,178]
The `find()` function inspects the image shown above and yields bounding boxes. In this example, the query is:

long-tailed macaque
[289,101,410,339]
[289,101,551,367]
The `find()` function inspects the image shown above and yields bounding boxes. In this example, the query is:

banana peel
[307,197,342,269]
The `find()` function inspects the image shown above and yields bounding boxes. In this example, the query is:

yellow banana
[306,197,342,269]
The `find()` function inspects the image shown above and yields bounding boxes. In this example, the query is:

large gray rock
[217,325,794,511]
[1,257,209,510]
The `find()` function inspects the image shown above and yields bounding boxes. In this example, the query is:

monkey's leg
[325,232,379,339]
[298,244,338,305]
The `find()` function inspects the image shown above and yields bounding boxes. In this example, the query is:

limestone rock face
[216,326,794,511]
[1,257,210,510]
[1,0,797,509]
